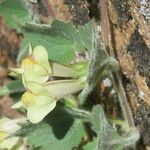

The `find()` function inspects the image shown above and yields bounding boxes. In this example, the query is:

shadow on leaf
[44,104,74,140]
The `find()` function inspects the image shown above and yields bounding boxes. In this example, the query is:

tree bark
[107,0,150,149]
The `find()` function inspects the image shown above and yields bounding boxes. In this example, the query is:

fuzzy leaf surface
[18,21,93,63]
[83,139,98,150]
[0,0,29,29]
[85,105,139,150]
[16,105,86,150]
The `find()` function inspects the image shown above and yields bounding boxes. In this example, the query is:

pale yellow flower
[10,45,51,86]
[0,117,26,150]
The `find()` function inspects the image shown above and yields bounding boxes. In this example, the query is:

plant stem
[110,72,135,127]
[99,0,135,128]
[63,106,91,120]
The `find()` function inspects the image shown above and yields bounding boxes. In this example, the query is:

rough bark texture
[107,1,150,149]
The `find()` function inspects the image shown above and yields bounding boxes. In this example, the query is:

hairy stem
[110,72,135,127]
[99,0,135,128]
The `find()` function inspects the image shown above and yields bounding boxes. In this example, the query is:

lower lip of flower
[21,58,36,70]
[21,92,35,108]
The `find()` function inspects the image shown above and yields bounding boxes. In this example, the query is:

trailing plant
[0,0,139,150]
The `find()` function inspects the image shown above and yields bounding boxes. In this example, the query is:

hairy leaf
[18,20,93,63]
[15,105,86,150]
[89,105,103,133]
[85,105,140,150]
[83,139,98,150]
[0,0,29,29]
[51,20,93,52]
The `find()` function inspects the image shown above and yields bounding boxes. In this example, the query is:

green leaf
[51,20,93,52]
[77,21,94,51]
[86,105,139,150]
[98,119,139,150]
[17,105,86,150]
[0,80,24,96]
[83,139,98,150]
[0,0,29,29]
[89,105,104,133]
[19,25,74,63]
[18,20,93,63]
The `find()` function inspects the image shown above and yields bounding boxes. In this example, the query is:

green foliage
[88,105,103,133]
[0,80,24,96]
[14,105,86,150]
[84,105,140,150]
[51,20,93,52]
[0,1,140,149]
[98,124,139,150]
[83,139,98,150]
[0,0,29,29]
[79,37,118,105]
[18,21,93,63]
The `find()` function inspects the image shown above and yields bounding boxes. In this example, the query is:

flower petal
[27,95,56,123]
[23,73,49,86]
[28,43,32,55]
[22,75,28,89]
[21,91,35,108]
[9,72,20,78]
[45,80,85,99]
[28,63,48,76]
[0,117,26,134]
[51,62,74,77]
[0,118,11,133]
[0,131,7,140]
[21,58,35,71]
[11,101,23,109]
[9,68,24,75]
[25,81,50,96]
[22,63,49,85]
[0,137,19,150]
[21,59,48,76]
[33,45,51,74]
